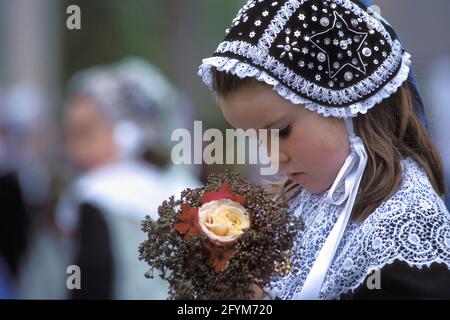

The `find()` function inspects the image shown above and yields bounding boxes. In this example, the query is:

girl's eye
[279,124,292,139]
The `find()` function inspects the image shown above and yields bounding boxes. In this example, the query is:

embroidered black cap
[199,0,411,118]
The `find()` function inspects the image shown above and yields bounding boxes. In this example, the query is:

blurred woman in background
[57,57,199,299]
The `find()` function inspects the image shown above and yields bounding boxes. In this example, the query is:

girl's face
[218,83,350,194]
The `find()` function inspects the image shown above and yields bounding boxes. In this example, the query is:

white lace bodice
[269,158,450,299]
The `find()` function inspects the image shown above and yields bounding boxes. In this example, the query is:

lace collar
[269,158,450,299]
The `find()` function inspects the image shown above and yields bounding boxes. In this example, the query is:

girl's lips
[290,172,305,183]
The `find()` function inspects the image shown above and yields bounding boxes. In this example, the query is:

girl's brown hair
[212,69,446,222]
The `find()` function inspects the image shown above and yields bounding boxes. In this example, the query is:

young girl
[198,0,450,299]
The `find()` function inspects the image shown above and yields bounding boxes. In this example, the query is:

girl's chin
[302,182,331,195]
[288,174,331,195]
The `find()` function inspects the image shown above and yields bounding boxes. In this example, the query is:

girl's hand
[251,283,268,300]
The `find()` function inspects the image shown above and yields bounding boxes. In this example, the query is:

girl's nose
[273,151,290,164]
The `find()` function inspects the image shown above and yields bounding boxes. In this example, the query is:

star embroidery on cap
[277,36,300,60]
[309,11,368,79]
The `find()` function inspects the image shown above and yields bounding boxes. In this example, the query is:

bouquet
[139,172,303,299]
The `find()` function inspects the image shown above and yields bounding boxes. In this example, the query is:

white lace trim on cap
[198,44,411,118]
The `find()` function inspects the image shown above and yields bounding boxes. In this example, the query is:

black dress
[70,203,114,299]
[0,172,30,280]
[342,261,450,299]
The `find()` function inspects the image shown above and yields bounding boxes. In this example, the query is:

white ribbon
[294,118,368,300]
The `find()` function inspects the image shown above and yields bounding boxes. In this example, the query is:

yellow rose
[198,199,250,245]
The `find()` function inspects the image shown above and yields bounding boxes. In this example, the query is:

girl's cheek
[283,137,302,157]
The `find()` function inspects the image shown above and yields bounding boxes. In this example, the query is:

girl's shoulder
[358,156,450,254]
[326,158,450,299]
[371,157,448,221]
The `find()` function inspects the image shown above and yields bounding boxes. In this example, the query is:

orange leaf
[174,204,200,237]
[205,244,236,273]
[202,183,246,206]
[178,204,198,222]
[174,222,190,234]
